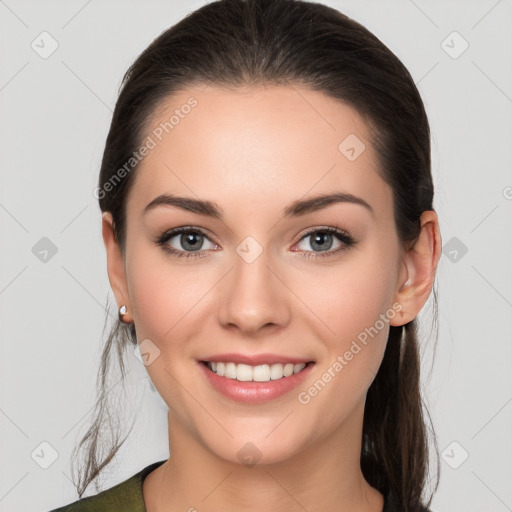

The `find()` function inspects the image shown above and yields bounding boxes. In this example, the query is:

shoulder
[46,460,167,512]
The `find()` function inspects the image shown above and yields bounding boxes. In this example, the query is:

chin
[202,429,308,468]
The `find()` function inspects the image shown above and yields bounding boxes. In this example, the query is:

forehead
[126,84,392,221]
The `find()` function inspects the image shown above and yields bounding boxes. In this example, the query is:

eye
[293,227,357,258]
[156,227,218,259]
[156,226,357,260]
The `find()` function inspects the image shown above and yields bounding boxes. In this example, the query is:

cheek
[126,246,210,343]
[125,249,212,411]
[294,253,398,429]
[298,246,399,345]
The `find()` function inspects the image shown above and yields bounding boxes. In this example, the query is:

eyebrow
[143,192,374,218]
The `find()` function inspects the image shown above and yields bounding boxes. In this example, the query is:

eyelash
[155,226,357,260]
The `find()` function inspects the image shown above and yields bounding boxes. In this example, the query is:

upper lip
[199,353,314,365]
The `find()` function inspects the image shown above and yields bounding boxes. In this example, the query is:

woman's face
[111,85,411,465]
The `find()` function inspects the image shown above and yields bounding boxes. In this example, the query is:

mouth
[200,360,314,382]
[197,352,316,403]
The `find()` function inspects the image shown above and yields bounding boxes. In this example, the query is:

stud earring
[119,304,127,321]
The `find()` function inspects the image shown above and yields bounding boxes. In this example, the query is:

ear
[102,212,133,323]
[390,210,441,326]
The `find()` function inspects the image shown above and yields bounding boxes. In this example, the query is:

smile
[203,361,309,381]
[197,353,315,403]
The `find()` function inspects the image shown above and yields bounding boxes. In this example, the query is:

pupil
[182,233,201,251]
[312,232,332,251]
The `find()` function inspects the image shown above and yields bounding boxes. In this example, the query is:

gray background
[1,1,511,511]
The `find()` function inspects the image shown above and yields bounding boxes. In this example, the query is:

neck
[143,401,384,512]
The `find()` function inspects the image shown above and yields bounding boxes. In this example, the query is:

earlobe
[390,210,441,326]
[101,212,133,323]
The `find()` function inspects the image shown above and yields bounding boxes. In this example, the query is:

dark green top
[47,459,431,512]
[47,460,167,512]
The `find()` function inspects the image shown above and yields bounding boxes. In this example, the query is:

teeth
[225,362,237,379]
[206,361,307,381]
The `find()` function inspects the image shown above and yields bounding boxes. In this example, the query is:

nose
[216,246,290,336]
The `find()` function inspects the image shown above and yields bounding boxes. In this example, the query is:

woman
[48,0,441,510]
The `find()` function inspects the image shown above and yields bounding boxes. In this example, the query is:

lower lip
[197,361,315,404]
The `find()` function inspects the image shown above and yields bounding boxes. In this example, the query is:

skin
[102,84,441,512]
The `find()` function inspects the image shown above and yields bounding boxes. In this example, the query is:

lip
[197,358,315,404]
[199,352,313,365]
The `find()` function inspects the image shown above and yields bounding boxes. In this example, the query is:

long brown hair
[72,1,440,509]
